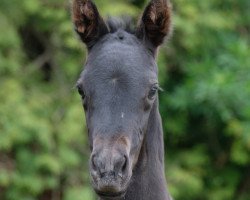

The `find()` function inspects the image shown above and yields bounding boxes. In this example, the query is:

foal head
[72,0,172,198]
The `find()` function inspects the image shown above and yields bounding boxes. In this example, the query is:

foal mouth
[96,190,126,199]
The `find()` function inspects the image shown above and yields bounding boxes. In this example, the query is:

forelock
[106,17,136,34]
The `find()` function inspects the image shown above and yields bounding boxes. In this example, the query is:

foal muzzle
[90,137,131,197]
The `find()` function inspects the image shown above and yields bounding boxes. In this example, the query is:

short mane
[106,17,136,34]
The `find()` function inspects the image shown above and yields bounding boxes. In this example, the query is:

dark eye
[77,86,85,99]
[148,85,158,100]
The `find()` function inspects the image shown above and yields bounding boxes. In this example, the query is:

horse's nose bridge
[93,135,130,154]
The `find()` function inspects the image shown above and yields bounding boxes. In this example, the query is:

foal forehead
[83,31,157,82]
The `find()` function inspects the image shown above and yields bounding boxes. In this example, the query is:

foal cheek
[129,140,144,169]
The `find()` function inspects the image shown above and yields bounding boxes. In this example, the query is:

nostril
[122,155,128,173]
[91,154,98,171]
[113,154,128,176]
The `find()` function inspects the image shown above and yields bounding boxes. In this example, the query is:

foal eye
[77,86,85,99]
[148,85,158,100]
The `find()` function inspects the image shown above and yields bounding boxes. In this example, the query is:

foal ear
[72,0,109,49]
[137,0,172,50]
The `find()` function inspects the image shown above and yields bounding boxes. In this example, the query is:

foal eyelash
[158,86,164,92]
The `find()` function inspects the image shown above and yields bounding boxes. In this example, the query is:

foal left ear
[137,0,172,51]
[72,0,109,49]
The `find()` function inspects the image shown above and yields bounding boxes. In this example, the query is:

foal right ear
[137,0,172,52]
[72,0,109,49]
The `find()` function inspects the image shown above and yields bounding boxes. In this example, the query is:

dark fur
[72,1,172,199]
[107,17,136,34]
[72,0,109,47]
[137,0,172,47]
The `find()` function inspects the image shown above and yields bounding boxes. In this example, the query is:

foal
[72,0,172,199]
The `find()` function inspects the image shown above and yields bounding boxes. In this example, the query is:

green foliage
[0,0,249,200]
[159,0,250,199]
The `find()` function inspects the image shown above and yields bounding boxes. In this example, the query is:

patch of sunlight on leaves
[0,170,12,187]
[231,141,250,165]
[226,119,244,137]
[0,0,26,25]
[164,111,187,137]
[101,2,139,17]
[197,12,235,29]
[64,186,95,200]
[0,14,20,49]
[167,165,204,199]
[23,0,41,14]
[58,147,81,168]
[178,146,209,169]
[59,101,86,144]
[208,187,235,200]
[13,173,44,195]
[35,154,61,175]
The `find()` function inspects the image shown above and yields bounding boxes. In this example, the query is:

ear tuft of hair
[72,0,109,48]
[137,0,172,48]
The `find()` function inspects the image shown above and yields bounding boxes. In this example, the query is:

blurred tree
[0,0,249,200]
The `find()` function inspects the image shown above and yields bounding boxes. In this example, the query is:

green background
[0,0,250,199]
